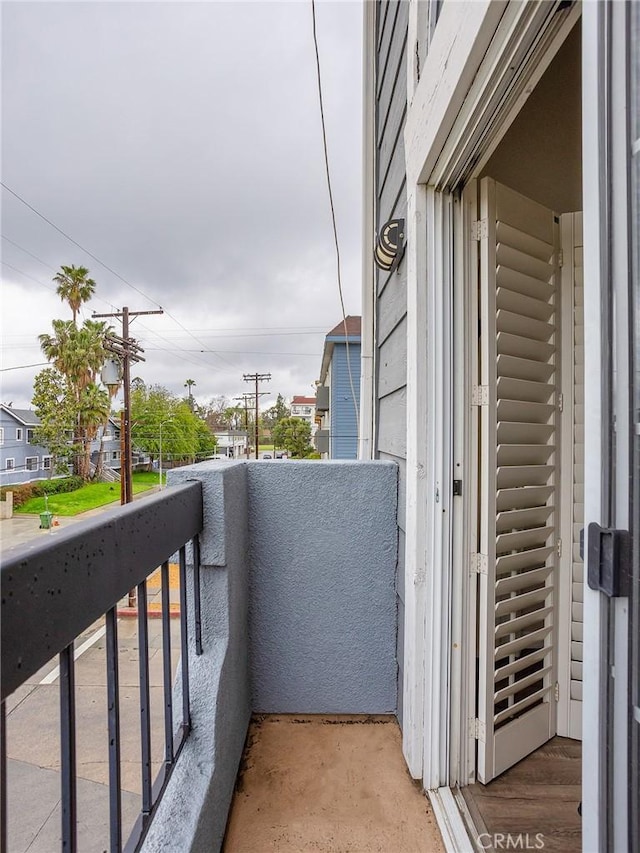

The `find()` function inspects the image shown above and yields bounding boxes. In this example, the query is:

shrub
[0,476,83,508]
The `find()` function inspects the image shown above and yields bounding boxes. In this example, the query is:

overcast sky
[1,0,363,414]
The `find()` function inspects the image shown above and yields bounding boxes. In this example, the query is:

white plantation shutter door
[477,178,559,783]
[570,214,584,737]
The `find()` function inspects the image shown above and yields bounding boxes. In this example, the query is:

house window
[42,456,51,471]
[112,451,120,461]
[25,456,38,471]
[26,428,35,443]
[16,428,23,441]
[6,458,14,471]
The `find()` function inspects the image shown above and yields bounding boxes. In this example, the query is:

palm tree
[53,264,96,326]
[39,318,109,478]
[77,383,111,479]
[184,378,196,410]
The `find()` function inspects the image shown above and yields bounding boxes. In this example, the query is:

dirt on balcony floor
[223,715,445,853]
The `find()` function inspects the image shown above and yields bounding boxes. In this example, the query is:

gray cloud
[1,0,362,410]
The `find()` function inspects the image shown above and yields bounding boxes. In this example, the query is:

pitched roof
[0,405,41,426]
[326,316,361,338]
[291,396,316,405]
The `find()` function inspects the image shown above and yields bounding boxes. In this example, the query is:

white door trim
[359,0,376,461]
[402,181,430,779]
[401,0,582,793]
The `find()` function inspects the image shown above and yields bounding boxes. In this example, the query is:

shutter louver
[478,179,558,782]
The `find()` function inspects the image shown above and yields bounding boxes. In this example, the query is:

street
[5,609,182,852]
[2,501,182,852]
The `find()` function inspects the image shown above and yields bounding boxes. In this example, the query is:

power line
[1,182,238,372]
[0,362,48,372]
[1,182,157,306]
[2,234,58,272]
[310,0,359,437]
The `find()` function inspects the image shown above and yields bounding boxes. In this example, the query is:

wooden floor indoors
[461,737,581,852]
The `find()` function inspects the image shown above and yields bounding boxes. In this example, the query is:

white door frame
[401,0,580,789]
[581,3,632,851]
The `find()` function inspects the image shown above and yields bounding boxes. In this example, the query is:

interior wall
[481,22,582,213]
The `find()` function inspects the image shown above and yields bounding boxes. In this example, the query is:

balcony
[1,460,444,851]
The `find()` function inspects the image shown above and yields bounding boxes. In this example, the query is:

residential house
[0,405,55,486]
[213,430,248,459]
[289,396,317,436]
[361,1,638,849]
[315,316,361,459]
[90,416,122,475]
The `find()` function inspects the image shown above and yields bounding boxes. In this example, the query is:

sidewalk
[0,486,161,553]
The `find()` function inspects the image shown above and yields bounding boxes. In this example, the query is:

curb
[116,608,181,619]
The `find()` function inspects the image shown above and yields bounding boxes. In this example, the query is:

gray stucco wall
[142,463,251,853]
[247,460,398,713]
[143,459,398,852]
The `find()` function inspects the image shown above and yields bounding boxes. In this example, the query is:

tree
[77,382,111,479]
[39,319,110,478]
[31,368,77,475]
[261,393,290,437]
[53,264,96,326]
[131,384,217,470]
[272,417,313,458]
[184,379,196,411]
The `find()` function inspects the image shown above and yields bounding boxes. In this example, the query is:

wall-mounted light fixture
[374,218,405,272]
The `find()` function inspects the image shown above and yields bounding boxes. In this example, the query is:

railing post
[137,582,152,816]
[160,562,174,765]
[106,608,122,852]
[178,547,191,731]
[60,644,77,852]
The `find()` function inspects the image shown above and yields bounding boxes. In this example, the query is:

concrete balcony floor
[223,715,445,853]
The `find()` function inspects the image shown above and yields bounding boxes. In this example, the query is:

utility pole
[95,307,163,609]
[243,373,271,459]
[94,307,163,504]
[234,393,269,458]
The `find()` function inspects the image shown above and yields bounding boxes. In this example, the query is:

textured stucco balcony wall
[142,462,251,853]
[142,459,398,853]
[247,460,398,713]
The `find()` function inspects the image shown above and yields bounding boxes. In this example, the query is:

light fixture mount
[374,218,405,272]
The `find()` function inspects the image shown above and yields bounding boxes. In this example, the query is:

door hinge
[472,385,489,406]
[557,249,564,267]
[470,718,486,741]
[558,392,564,412]
[556,539,562,557]
[471,553,488,575]
[554,682,560,702]
[471,219,488,241]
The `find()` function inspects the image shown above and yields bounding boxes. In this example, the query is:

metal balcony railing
[1,481,204,852]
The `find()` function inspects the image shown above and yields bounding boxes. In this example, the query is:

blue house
[315,316,361,459]
[0,405,54,486]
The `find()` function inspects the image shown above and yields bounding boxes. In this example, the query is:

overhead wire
[310,0,360,437]
[1,182,240,372]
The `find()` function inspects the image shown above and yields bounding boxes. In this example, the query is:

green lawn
[16,472,160,516]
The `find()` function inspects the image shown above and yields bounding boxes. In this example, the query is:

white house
[361,2,638,850]
[213,431,248,459]
[289,396,317,435]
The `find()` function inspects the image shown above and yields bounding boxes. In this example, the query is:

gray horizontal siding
[377,271,407,345]
[375,0,408,728]
[377,317,408,397]
[377,387,407,459]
